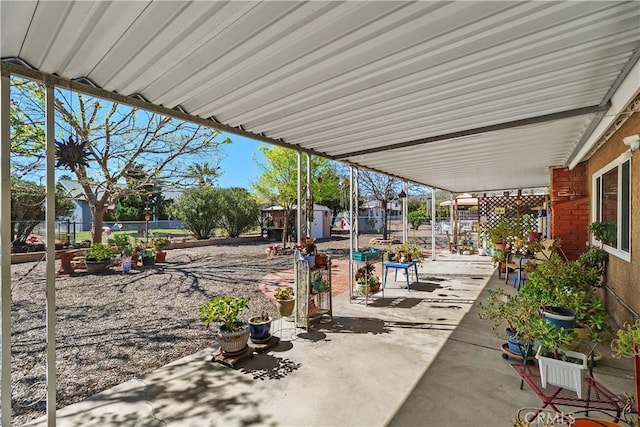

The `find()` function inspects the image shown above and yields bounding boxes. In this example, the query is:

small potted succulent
[248,312,272,344]
[199,296,250,355]
[273,287,295,317]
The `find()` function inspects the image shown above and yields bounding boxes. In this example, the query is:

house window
[592,152,632,261]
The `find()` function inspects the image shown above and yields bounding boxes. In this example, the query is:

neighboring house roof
[58,179,183,202]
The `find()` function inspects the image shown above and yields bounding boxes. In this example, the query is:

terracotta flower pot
[155,251,167,263]
[315,254,328,267]
[275,298,295,317]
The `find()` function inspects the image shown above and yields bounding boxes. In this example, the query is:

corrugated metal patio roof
[2,1,639,192]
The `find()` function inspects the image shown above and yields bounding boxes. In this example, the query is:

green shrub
[86,243,113,261]
[169,186,222,239]
[217,187,260,238]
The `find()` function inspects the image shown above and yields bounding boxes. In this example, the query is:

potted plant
[248,312,272,344]
[394,241,423,263]
[314,252,328,268]
[297,237,317,268]
[588,221,616,248]
[152,237,171,263]
[198,296,250,355]
[522,214,539,242]
[491,249,508,269]
[84,242,113,274]
[111,233,131,254]
[273,287,295,317]
[355,263,377,296]
[487,220,516,250]
[140,247,156,267]
[530,316,586,398]
[478,288,539,356]
[611,318,640,424]
[577,246,608,286]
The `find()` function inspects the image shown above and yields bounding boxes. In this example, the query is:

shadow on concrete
[239,353,302,381]
[407,281,444,292]
[51,356,274,427]
[317,316,391,335]
[384,320,459,331]
[367,297,424,309]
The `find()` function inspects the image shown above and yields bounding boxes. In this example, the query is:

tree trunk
[382,200,389,240]
[91,206,107,244]
[281,209,289,248]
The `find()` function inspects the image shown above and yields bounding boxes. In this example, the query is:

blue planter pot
[506,328,527,355]
[301,254,316,268]
[249,316,272,343]
[543,306,576,330]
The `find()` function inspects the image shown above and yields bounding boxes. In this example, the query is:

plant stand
[295,252,332,330]
[56,250,78,274]
[501,343,535,363]
[249,336,280,353]
[212,346,253,368]
[350,249,383,306]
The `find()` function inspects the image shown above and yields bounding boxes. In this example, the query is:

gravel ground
[8,233,449,425]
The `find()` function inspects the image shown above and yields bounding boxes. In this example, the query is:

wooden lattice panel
[479,195,548,236]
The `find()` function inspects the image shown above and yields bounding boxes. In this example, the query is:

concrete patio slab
[26,254,636,426]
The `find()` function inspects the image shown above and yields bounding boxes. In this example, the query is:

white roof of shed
[2,1,639,192]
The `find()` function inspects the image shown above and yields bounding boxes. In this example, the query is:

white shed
[262,204,332,240]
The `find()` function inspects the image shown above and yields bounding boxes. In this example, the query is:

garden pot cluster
[478,248,612,395]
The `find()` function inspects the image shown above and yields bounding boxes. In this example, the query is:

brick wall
[549,164,589,260]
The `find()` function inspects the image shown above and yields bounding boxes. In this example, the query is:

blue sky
[216,134,265,190]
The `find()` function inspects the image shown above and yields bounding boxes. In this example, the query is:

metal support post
[296,150,302,246]
[1,60,13,427]
[44,80,57,426]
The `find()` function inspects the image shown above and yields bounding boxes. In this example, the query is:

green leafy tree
[408,208,427,230]
[169,186,221,239]
[11,179,75,250]
[252,145,339,246]
[218,187,260,237]
[11,77,230,243]
[407,198,424,213]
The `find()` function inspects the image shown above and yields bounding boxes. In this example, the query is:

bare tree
[357,170,401,240]
[12,78,230,243]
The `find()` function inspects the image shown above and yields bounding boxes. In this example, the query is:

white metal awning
[2,0,640,192]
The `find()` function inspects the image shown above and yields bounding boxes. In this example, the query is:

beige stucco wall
[585,111,640,326]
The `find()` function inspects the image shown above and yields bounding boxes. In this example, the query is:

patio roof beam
[0,61,334,162]
[0,61,435,191]
[334,104,610,160]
